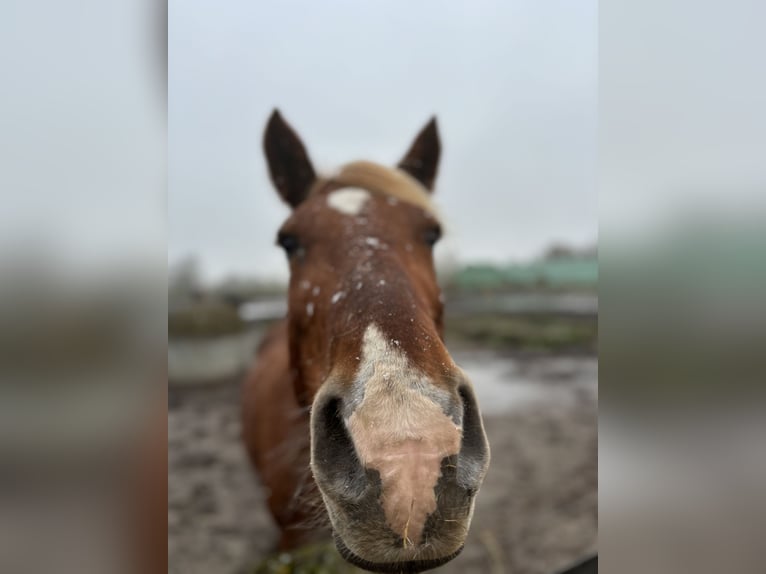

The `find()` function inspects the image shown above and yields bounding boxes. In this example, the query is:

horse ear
[397,116,441,191]
[263,110,317,208]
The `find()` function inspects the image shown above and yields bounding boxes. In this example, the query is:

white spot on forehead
[312,286,321,296]
[327,188,370,215]
[306,302,314,317]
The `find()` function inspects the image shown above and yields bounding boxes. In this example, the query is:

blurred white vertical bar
[601,0,766,233]
[0,1,166,573]
[0,0,165,269]
[601,0,766,573]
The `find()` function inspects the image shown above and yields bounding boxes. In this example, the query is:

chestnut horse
[242,111,490,573]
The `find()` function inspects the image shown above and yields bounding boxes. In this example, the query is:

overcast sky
[169,0,597,283]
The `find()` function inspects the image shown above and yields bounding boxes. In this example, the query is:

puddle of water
[454,352,597,415]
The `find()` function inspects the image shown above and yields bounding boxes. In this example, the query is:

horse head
[263,110,490,572]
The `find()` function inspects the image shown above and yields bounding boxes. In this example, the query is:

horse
[242,110,490,573]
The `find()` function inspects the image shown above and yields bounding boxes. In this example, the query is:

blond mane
[312,160,439,218]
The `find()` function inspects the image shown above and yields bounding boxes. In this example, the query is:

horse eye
[277,232,302,257]
[423,225,442,247]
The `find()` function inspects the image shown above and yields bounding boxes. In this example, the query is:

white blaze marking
[306,302,314,317]
[327,188,370,215]
[347,324,462,546]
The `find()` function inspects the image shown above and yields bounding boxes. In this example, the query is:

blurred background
[600,1,766,573]
[0,0,763,572]
[1,1,166,573]
[169,1,597,573]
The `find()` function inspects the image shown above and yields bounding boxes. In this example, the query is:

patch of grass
[253,543,363,574]
[168,300,245,338]
[445,314,597,353]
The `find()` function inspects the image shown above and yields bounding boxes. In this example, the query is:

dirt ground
[168,351,597,574]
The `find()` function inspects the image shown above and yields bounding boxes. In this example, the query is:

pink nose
[310,383,489,557]
[346,401,462,546]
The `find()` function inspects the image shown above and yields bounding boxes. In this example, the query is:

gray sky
[169,0,597,283]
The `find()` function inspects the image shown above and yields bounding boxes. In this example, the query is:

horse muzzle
[310,380,490,571]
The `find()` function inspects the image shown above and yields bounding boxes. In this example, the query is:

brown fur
[241,321,323,549]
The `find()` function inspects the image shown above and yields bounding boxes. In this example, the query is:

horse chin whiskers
[291,499,330,533]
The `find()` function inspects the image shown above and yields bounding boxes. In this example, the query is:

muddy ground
[168,351,597,574]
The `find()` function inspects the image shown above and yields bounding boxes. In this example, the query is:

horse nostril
[317,397,347,446]
[456,385,490,489]
[311,396,368,497]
